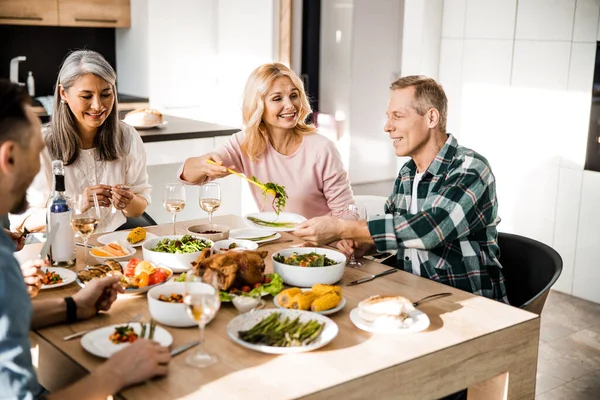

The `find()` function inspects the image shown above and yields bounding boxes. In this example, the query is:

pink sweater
[181,131,355,219]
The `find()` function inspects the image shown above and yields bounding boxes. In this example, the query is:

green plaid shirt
[368,135,507,302]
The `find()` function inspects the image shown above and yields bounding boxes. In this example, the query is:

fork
[62,313,143,341]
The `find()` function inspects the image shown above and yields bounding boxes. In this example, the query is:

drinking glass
[71,192,101,267]
[345,203,367,268]
[199,183,221,223]
[163,183,186,235]
[184,272,221,368]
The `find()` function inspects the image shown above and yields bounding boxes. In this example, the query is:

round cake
[123,108,163,127]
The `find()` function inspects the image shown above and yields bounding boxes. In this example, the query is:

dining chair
[116,212,158,231]
[497,232,563,315]
[354,195,387,217]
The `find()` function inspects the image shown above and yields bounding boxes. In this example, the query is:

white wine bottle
[47,160,75,266]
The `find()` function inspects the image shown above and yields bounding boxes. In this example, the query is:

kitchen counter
[133,114,239,143]
[32,93,150,121]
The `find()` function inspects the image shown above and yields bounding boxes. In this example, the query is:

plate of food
[122,108,168,130]
[97,228,157,248]
[226,309,338,354]
[273,285,346,315]
[228,228,281,243]
[349,295,430,334]
[76,259,173,295]
[90,241,135,261]
[81,321,173,358]
[244,212,306,232]
[40,267,77,289]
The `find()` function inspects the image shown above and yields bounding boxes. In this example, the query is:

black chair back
[498,232,562,314]
[116,212,157,231]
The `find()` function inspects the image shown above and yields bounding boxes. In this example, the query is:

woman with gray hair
[10,50,151,233]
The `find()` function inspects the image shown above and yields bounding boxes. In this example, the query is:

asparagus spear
[247,216,297,229]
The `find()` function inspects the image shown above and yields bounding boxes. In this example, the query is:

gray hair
[47,49,128,165]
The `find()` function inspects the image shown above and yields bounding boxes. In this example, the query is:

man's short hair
[390,75,448,133]
[0,79,32,148]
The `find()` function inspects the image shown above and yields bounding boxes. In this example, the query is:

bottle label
[49,211,75,262]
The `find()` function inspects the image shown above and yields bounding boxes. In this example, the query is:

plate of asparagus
[226,309,338,354]
[244,212,307,232]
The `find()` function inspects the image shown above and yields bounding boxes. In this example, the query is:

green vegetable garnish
[220,273,283,302]
[175,272,187,282]
[150,235,210,254]
[250,176,288,215]
[247,216,297,229]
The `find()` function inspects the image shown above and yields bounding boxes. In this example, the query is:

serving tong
[206,159,276,196]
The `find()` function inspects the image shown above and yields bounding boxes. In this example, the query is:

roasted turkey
[191,248,268,291]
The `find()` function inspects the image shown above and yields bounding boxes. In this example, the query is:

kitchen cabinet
[0,0,130,28]
[0,0,58,26]
[58,0,130,28]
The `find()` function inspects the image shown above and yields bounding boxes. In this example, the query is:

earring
[61,99,66,104]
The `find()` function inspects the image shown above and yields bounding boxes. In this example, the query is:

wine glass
[163,183,186,235]
[71,192,101,267]
[345,203,367,268]
[199,183,221,223]
[184,272,221,368]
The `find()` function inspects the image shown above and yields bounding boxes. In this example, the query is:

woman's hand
[83,185,112,208]
[20,258,49,298]
[111,185,134,211]
[181,153,233,184]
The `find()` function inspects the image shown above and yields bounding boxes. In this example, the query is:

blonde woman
[180,63,354,219]
[10,50,151,233]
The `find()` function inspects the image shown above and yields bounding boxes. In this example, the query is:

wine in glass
[199,182,221,223]
[184,272,221,368]
[163,183,186,235]
[346,203,367,268]
[71,192,101,267]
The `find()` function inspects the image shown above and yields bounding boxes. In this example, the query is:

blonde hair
[241,63,315,160]
[390,75,448,133]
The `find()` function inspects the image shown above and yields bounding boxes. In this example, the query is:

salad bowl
[272,247,346,287]
[142,235,213,273]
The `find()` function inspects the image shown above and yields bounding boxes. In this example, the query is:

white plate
[125,121,168,130]
[90,242,136,261]
[244,212,307,232]
[76,262,174,295]
[41,267,77,289]
[229,228,281,243]
[349,308,430,334]
[227,309,338,354]
[273,288,346,315]
[81,323,173,358]
[97,231,158,248]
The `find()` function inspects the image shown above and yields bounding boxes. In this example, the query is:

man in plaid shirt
[295,75,507,303]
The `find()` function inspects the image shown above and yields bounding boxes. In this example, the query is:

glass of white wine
[184,272,221,368]
[71,192,101,267]
[345,203,367,268]
[199,182,221,223]
[163,183,186,235]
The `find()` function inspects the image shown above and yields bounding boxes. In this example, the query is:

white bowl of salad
[142,235,213,273]
[272,247,346,287]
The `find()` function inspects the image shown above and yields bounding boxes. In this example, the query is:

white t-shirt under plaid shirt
[409,171,425,276]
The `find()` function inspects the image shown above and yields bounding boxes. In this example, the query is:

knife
[346,268,398,286]
[170,340,200,357]
[39,222,59,260]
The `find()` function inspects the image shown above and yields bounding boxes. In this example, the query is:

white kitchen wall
[438,0,600,303]
[115,0,149,97]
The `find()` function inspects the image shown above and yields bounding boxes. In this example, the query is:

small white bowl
[147,282,215,327]
[213,239,259,253]
[272,247,346,287]
[187,224,230,241]
[142,235,213,273]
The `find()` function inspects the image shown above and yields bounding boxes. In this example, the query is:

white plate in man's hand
[81,322,173,358]
[40,267,77,289]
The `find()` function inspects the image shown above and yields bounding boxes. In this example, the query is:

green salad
[220,273,283,302]
[150,235,210,254]
[273,252,338,267]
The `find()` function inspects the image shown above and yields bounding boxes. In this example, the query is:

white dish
[227,309,338,354]
[244,212,307,232]
[125,121,168,130]
[147,281,216,328]
[142,235,213,273]
[273,288,346,315]
[349,308,430,334]
[229,228,281,244]
[41,267,77,289]
[90,242,136,261]
[81,323,173,358]
[97,231,158,248]
[272,247,346,287]
[213,239,259,253]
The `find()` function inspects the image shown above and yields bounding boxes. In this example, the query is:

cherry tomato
[125,258,141,277]
[253,283,262,289]
[149,269,168,285]
[134,271,150,288]
[241,286,251,293]
[264,276,272,284]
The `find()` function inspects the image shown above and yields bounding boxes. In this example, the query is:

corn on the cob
[127,227,147,244]
[291,291,318,310]
[311,292,342,312]
[311,284,342,296]
[276,288,302,308]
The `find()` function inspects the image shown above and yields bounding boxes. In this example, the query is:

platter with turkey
[189,248,283,302]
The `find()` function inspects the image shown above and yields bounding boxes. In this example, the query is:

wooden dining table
[22,215,539,400]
